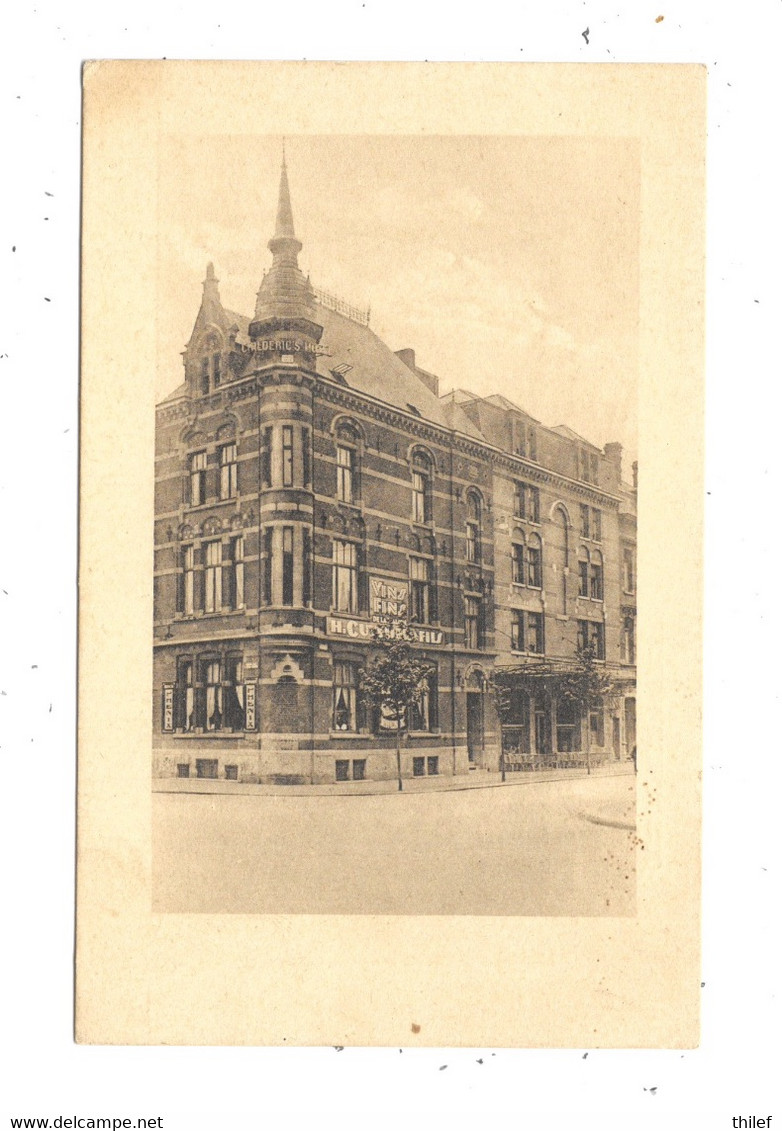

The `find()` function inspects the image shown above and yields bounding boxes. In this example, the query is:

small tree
[358,617,434,792]
[557,644,616,775]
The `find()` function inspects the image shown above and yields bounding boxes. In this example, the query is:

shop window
[204,540,222,612]
[195,759,218,779]
[282,526,294,606]
[190,450,207,506]
[336,445,355,503]
[176,764,190,778]
[589,709,605,747]
[409,670,437,732]
[225,765,238,780]
[332,662,358,731]
[427,756,439,776]
[174,659,194,730]
[224,655,246,731]
[333,540,358,613]
[413,756,425,777]
[464,595,481,650]
[556,698,579,753]
[352,759,366,781]
[202,659,223,731]
[410,557,433,624]
[501,689,531,756]
[335,759,350,782]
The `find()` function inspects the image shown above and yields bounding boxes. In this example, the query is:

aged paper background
[77,61,704,1046]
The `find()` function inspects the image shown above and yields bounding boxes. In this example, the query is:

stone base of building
[153,738,502,785]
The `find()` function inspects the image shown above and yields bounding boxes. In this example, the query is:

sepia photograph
[150,135,638,917]
[76,61,703,1047]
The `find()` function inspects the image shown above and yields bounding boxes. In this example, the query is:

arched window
[466,490,482,563]
[335,420,362,504]
[411,450,433,524]
[590,549,604,601]
[578,546,590,597]
[526,533,542,588]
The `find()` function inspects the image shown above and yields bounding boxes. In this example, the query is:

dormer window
[198,334,222,395]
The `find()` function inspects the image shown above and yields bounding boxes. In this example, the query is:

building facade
[153,162,637,785]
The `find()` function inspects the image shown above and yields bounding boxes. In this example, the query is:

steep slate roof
[483,393,539,422]
[550,423,598,448]
[312,302,485,441]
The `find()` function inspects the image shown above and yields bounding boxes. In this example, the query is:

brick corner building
[153,160,637,785]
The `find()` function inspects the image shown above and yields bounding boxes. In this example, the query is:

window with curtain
[190,450,207,506]
[204,540,222,612]
[219,442,238,499]
[332,540,358,612]
[332,662,357,731]
[336,445,355,503]
[409,557,432,624]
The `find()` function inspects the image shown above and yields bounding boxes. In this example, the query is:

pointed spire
[251,150,317,332]
[202,261,220,299]
[268,150,302,262]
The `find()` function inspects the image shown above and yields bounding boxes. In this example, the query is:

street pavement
[152,772,636,917]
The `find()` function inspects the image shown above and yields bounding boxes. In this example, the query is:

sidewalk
[153,760,635,798]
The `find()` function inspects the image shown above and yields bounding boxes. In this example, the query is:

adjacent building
[153,161,637,785]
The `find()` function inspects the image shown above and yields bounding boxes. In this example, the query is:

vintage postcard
[77,61,704,1045]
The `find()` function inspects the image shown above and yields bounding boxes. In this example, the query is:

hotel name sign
[327,576,444,645]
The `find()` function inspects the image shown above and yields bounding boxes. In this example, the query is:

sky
[157,134,639,464]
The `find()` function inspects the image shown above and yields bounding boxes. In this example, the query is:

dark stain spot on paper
[411,1022,421,1034]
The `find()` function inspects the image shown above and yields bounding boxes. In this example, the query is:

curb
[153,762,636,799]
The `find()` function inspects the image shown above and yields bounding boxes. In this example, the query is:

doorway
[466,691,483,764]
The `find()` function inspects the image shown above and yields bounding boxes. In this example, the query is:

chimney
[604,442,623,480]
[395,348,439,397]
